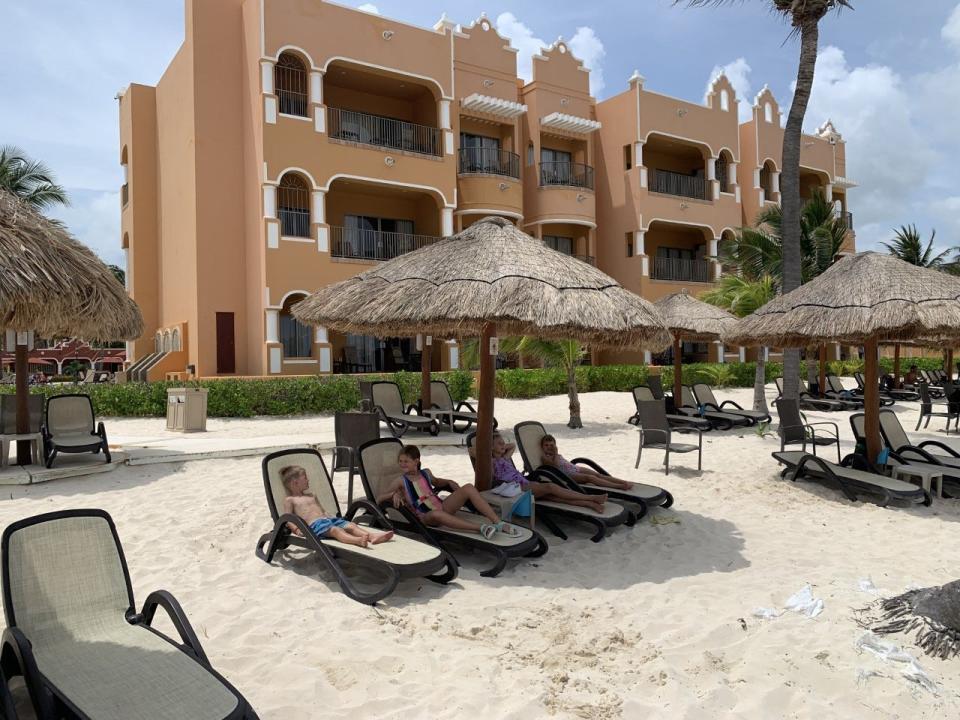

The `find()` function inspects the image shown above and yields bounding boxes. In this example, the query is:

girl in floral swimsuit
[539,434,634,490]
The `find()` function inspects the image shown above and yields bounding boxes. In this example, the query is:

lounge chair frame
[692,383,770,426]
[854,372,918,402]
[425,380,497,434]
[1,509,258,720]
[255,448,457,604]
[634,399,703,475]
[370,381,439,438]
[41,394,111,469]
[774,377,852,412]
[357,438,547,577]
[774,398,841,463]
[627,386,710,431]
[915,383,958,433]
[677,386,748,430]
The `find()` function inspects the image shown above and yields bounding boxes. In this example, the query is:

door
[216,312,235,374]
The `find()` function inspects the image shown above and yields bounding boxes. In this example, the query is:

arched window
[760,160,776,200]
[172,328,181,352]
[275,52,308,117]
[278,173,310,237]
[162,331,172,353]
[764,102,773,123]
[720,89,729,112]
[154,333,161,354]
[716,150,733,193]
[280,295,312,358]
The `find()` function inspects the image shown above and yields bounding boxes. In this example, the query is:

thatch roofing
[293,217,671,350]
[654,290,737,341]
[725,252,960,347]
[0,190,142,340]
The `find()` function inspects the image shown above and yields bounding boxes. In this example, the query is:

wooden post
[893,343,901,389]
[672,334,683,408]
[419,335,431,412]
[15,341,30,465]
[864,337,881,462]
[948,348,955,382]
[474,322,496,491]
[818,344,827,397]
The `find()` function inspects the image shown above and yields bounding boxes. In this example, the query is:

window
[460,133,505,174]
[626,232,633,257]
[280,297,312,358]
[278,174,311,237]
[764,102,773,123]
[275,53,308,117]
[720,89,730,112]
[541,148,572,165]
[543,235,574,255]
[527,143,534,166]
[623,144,632,170]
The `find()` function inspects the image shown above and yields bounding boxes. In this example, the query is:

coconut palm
[882,225,950,268]
[678,0,852,401]
[513,337,588,429]
[700,275,775,413]
[0,146,68,211]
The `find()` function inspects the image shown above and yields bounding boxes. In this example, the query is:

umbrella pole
[419,335,431,413]
[15,341,30,466]
[474,322,496,491]
[864,337,881,462]
[673,334,682,408]
[893,343,901,389]
[818,344,826,397]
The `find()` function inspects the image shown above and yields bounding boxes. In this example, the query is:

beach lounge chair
[823,375,868,406]
[255,448,457,604]
[1,509,258,719]
[424,380,497,434]
[920,370,945,398]
[0,395,43,467]
[331,410,380,505]
[677,386,749,430]
[628,386,710,431]
[513,420,674,517]
[774,397,840,462]
[357,437,547,577]
[692,383,770,425]
[916,383,959,433]
[370,381,439,438]
[774,377,851,412]
[41,394,111,468]
[854,372,918,402]
[771,450,930,507]
[634,399,703,475]
[465,432,632,543]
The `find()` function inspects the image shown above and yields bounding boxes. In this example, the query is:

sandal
[495,521,523,538]
[479,523,497,540]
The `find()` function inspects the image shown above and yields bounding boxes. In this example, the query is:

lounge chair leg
[588,520,606,543]
[632,499,649,520]
[635,443,642,469]
[624,510,637,527]
[426,551,459,584]
[525,535,549,557]
[539,514,567,541]
[664,449,670,475]
[660,491,674,509]
[915,415,922,431]
[479,550,508,578]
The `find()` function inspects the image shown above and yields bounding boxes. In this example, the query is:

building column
[440,99,454,155]
[265,310,279,344]
[261,60,277,125]
[707,156,720,200]
[714,342,724,363]
[729,162,740,203]
[587,227,596,260]
[710,237,721,279]
[771,171,781,201]
[441,207,454,237]
[315,326,331,374]
[635,229,648,277]
[310,70,325,133]
[263,184,279,249]
[643,350,652,364]
[312,189,328,252]
[635,141,647,188]
[824,182,833,203]
[739,347,746,362]
[446,339,460,370]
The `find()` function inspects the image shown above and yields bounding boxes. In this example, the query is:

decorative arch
[760,158,778,198]
[172,328,181,352]
[321,56,446,100]
[270,45,319,71]
[275,52,309,117]
[278,172,311,238]
[271,166,320,189]
[322,173,451,207]
[280,292,312,358]
[716,148,735,192]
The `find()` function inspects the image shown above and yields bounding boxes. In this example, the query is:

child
[382,445,521,539]
[539,434,634,490]
[281,465,393,547]
[492,432,607,513]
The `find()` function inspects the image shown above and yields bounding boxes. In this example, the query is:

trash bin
[166,388,208,432]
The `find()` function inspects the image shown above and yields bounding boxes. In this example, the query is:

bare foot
[617,480,633,490]
[369,530,394,545]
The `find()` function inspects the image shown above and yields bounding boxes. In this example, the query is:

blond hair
[280,465,306,491]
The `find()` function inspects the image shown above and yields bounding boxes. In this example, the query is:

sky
[2,0,959,267]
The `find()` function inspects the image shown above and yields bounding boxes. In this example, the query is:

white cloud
[48,190,124,266]
[943,3,960,48]
[356,3,380,14]
[568,26,605,96]
[707,58,752,121]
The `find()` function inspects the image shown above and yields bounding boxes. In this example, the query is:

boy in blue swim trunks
[281,465,393,547]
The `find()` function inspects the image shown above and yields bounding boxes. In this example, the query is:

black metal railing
[716,160,730,193]
[327,107,442,157]
[841,211,853,230]
[649,168,707,200]
[539,162,594,190]
[275,62,308,117]
[458,147,520,179]
[331,226,438,261]
[279,208,311,238]
[652,257,711,283]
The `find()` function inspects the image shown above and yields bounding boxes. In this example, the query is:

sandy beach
[3,383,960,719]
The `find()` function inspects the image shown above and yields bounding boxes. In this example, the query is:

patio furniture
[634,399,703,475]
[774,397,841,463]
[0,395,43,467]
[41,394,111,468]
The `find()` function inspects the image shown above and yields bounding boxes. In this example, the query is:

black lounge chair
[915,383,959,433]
[628,386,710,431]
[823,375,869,406]
[513,420,674,517]
[919,370,945,398]
[465,432,632,543]
[774,377,852,412]
[854,372,919,402]
[774,397,840,463]
[370,381,439,438]
[255,448,457,604]
[331,410,381,505]
[692,383,770,426]
[1,509,259,719]
[772,450,930,507]
[424,380,497,434]
[677,386,749,430]
[634,399,703,475]
[41,394,111,468]
[358,437,547,577]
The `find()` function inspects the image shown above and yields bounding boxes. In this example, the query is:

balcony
[539,162,594,191]
[279,208,311,238]
[649,169,707,201]
[331,226,438,262]
[327,107,442,157]
[651,257,711,283]
[458,147,520,179]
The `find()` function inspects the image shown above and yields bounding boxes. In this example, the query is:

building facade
[120,0,855,379]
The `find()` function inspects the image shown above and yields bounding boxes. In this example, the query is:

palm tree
[0,146,69,211]
[678,0,852,402]
[882,225,950,268]
[700,275,775,413]
[513,338,588,429]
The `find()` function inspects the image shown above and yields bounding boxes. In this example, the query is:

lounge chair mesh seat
[371,382,438,438]
[426,381,497,434]
[634,399,703,474]
[774,397,841,463]
[255,448,456,604]
[874,410,960,471]
[628,386,710,431]
[678,386,748,429]
[1,510,256,719]
[42,394,111,468]
[358,438,546,577]
[513,420,673,513]
[692,383,770,425]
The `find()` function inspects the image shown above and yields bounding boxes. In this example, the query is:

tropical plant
[696,363,738,388]
[882,225,950,268]
[511,338,589,428]
[0,145,69,211]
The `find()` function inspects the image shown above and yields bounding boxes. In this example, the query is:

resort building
[119,0,855,379]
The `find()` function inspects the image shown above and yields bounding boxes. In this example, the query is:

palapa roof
[0,190,142,340]
[654,290,737,342]
[294,216,671,350]
[724,252,960,347]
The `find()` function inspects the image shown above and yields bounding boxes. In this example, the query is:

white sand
[3,384,960,718]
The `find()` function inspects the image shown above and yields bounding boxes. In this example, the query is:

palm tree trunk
[753,348,768,414]
[780,18,821,401]
[566,364,582,429]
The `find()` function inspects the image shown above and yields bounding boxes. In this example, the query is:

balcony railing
[279,207,311,238]
[649,168,707,200]
[841,211,853,230]
[327,107,442,157]
[458,147,520,179]
[539,162,594,191]
[651,257,711,283]
[331,226,439,262]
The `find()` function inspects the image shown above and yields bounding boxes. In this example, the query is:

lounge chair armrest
[344,499,394,529]
[895,444,941,465]
[703,402,722,412]
[3,627,54,718]
[917,440,960,457]
[673,426,704,443]
[719,400,744,410]
[570,457,609,475]
[639,427,670,445]
[134,589,209,665]
[455,400,477,413]
[804,421,839,438]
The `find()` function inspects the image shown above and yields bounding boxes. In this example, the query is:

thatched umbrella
[294,216,671,489]
[725,252,960,460]
[654,290,738,405]
[0,190,143,463]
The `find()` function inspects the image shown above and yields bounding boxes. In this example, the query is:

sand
[3,383,960,719]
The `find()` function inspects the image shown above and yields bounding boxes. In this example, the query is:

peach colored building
[120,0,854,379]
